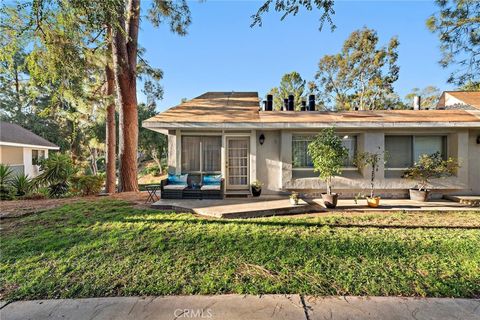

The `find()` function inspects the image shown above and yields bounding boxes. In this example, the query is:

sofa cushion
[164,184,187,190]
[201,185,221,191]
[167,173,188,185]
[202,174,222,186]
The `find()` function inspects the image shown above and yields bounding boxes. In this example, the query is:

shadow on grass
[121,216,480,230]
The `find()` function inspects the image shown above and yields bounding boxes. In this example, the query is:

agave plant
[11,174,32,196]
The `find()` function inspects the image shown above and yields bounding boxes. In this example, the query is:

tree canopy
[268,71,307,110]
[427,0,480,87]
[314,28,400,111]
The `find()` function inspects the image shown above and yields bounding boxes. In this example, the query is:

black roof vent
[288,95,294,111]
[308,95,315,111]
[265,94,273,111]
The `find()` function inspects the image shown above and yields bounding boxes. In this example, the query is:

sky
[138,0,455,112]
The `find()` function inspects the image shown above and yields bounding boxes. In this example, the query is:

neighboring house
[143,92,480,197]
[0,121,60,177]
[437,91,480,110]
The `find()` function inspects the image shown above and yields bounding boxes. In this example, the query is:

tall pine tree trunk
[105,63,116,194]
[111,0,140,192]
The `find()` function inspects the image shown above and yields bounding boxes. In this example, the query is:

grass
[1,200,479,301]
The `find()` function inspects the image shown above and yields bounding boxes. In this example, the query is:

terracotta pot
[251,187,262,197]
[366,196,381,208]
[321,193,338,209]
[409,189,430,202]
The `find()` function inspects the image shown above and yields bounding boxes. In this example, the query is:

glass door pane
[227,138,249,189]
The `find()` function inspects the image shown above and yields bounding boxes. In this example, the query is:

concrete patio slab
[152,196,324,218]
[151,196,479,218]
[305,296,480,320]
[1,296,479,320]
[444,195,480,207]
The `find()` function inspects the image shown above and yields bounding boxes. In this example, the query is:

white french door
[226,137,249,190]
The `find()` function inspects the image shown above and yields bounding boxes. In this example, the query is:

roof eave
[0,141,60,150]
[143,121,480,130]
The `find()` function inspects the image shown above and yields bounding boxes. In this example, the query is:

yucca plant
[34,154,77,198]
[0,164,14,200]
[11,174,32,196]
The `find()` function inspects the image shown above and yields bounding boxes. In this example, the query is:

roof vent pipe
[288,95,294,111]
[308,95,315,111]
[413,96,421,110]
[283,98,289,111]
[266,94,273,111]
[262,100,267,111]
[301,101,306,111]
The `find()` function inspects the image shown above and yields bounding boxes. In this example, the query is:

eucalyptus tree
[268,71,307,110]
[314,28,400,111]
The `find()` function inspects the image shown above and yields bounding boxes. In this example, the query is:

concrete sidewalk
[1,295,479,320]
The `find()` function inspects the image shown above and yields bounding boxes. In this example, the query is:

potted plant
[354,149,384,208]
[402,152,459,202]
[250,180,263,197]
[307,128,348,209]
[289,191,299,205]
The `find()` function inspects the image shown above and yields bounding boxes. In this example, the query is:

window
[292,134,357,168]
[292,135,314,168]
[385,135,447,169]
[32,150,45,165]
[181,136,221,173]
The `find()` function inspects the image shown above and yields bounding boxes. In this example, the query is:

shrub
[402,152,459,191]
[307,128,348,195]
[11,174,32,196]
[70,175,104,196]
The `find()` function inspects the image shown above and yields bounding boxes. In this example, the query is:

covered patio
[151,196,479,219]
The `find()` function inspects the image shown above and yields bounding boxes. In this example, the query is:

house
[143,92,480,198]
[0,121,60,177]
[437,91,480,110]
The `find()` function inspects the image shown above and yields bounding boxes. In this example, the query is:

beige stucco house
[0,121,59,177]
[143,92,480,198]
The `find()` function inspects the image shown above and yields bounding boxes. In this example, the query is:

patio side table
[145,184,161,203]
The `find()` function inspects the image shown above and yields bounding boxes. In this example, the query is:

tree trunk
[111,0,140,192]
[117,72,138,192]
[105,63,116,194]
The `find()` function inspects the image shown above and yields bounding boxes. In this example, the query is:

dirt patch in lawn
[0,192,150,219]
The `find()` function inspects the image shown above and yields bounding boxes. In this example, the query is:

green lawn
[1,200,479,300]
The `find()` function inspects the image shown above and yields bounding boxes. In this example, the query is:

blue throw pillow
[202,174,221,186]
[167,174,188,185]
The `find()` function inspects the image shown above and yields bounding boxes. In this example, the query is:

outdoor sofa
[160,173,224,199]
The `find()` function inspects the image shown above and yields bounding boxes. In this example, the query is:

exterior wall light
[259,133,265,145]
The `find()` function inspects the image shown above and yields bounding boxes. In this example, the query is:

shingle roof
[0,121,59,149]
[144,92,480,129]
[438,91,480,110]
[145,92,260,123]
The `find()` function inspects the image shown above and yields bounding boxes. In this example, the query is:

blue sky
[138,0,454,111]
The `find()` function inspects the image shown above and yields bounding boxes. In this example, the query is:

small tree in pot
[307,128,348,208]
[402,152,459,201]
[354,149,384,208]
